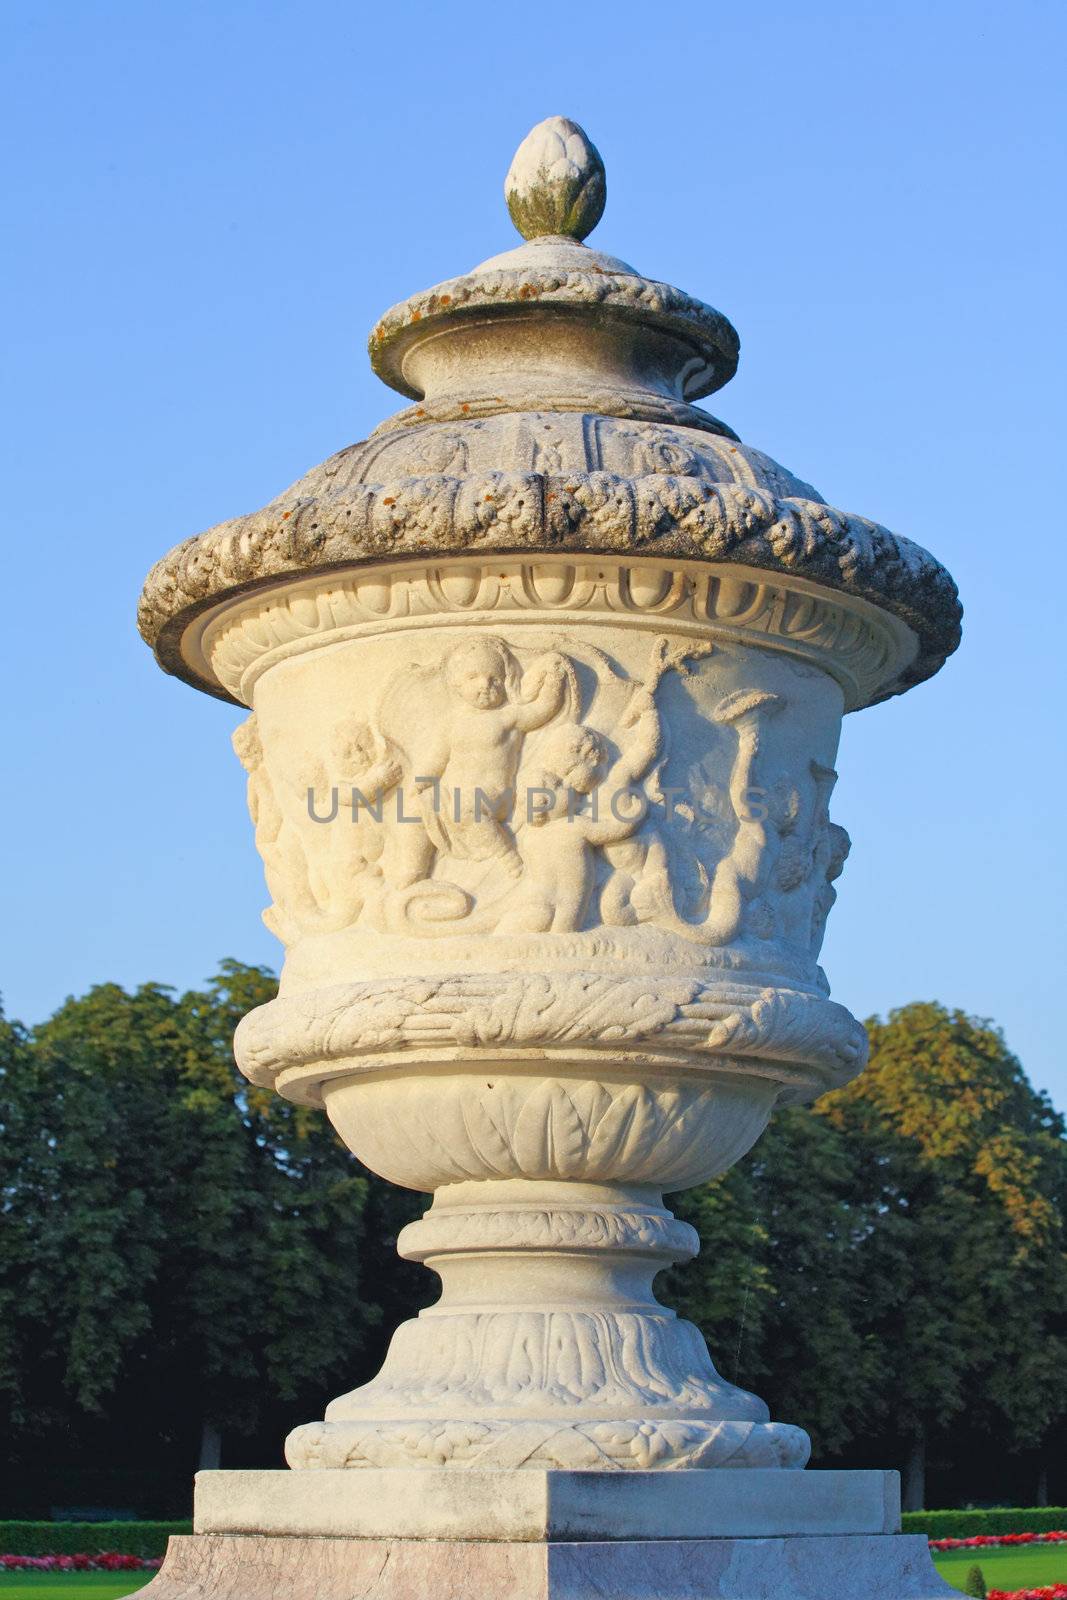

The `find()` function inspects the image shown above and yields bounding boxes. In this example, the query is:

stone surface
[193,1467,900,1541]
[220,596,862,1471]
[504,116,607,242]
[138,1532,958,1599]
[139,117,961,1488]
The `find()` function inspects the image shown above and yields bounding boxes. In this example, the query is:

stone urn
[140,117,960,1485]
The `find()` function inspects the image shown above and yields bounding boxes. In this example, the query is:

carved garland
[139,472,961,706]
[233,974,868,1102]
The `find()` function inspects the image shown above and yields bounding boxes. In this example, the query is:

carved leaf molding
[285,1415,810,1471]
[234,972,867,1090]
[398,1206,699,1260]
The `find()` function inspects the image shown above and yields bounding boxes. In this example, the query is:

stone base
[194,1467,900,1542]
[139,1531,957,1599]
[148,1469,956,1597]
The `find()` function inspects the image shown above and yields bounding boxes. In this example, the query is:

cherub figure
[810,820,851,957]
[340,722,403,812]
[772,761,839,950]
[599,638,711,929]
[232,715,321,943]
[699,689,785,945]
[499,685,663,934]
[424,636,574,871]
[301,721,417,927]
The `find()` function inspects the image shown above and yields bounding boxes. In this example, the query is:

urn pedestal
[138,117,960,1596]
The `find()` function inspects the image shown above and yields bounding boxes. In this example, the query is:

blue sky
[3,0,1065,1107]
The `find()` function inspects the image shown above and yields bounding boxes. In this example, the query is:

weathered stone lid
[139,116,961,705]
[366,118,739,437]
[368,118,738,433]
[368,232,739,426]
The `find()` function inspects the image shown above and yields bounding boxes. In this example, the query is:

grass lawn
[0,1575,153,1600]
[2,1547,1065,1600]
[933,1543,1067,1592]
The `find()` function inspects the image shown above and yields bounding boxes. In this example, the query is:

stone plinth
[130,1466,956,1600]
[193,1466,900,1541]
[141,1534,955,1600]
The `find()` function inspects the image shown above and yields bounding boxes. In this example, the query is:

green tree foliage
[821,1003,1067,1504]
[0,1006,35,1421]
[0,963,426,1480]
[963,1564,987,1598]
[669,1106,893,1455]
[672,1002,1067,1505]
[2,980,1065,1510]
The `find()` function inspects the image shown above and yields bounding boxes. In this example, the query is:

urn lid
[368,116,740,435]
[139,117,961,706]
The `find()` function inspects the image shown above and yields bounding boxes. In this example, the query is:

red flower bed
[931,1532,1067,1551]
[3,1534,1065,1595]
[987,1587,1067,1600]
[0,1553,162,1571]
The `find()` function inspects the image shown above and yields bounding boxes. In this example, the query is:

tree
[0,1005,39,1423]
[1,982,181,1429]
[669,1003,1067,1505]
[167,961,385,1460]
[665,1153,773,1396]
[3,980,1064,1512]
[670,1107,894,1458]
[817,1003,1067,1508]
[0,963,429,1502]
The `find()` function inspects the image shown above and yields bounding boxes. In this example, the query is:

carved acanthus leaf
[285,1415,810,1471]
[234,973,867,1097]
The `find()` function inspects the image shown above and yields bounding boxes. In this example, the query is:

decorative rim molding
[397,1207,701,1263]
[193,554,914,712]
[140,471,960,708]
[368,265,740,403]
[233,973,868,1108]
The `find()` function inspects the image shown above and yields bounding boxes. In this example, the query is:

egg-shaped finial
[504,116,606,242]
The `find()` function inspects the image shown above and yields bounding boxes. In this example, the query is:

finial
[504,116,606,243]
